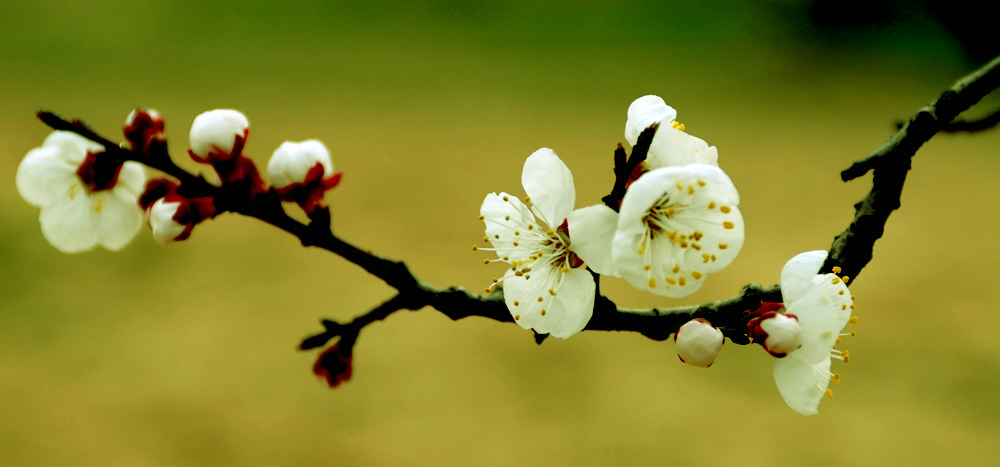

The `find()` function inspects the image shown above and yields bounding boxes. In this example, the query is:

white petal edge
[16,146,80,207]
[503,267,595,339]
[567,204,619,277]
[96,187,144,251]
[773,355,832,416]
[625,95,677,146]
[38,195,100,253]
[780,250,828,303]
[521,148,575,228]
[647,126,719,168]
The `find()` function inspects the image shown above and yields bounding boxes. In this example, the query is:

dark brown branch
[825,55,1000,280]
[942,107,1000,132]
[602,123,658,211]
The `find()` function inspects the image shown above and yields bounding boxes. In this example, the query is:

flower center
[76,151,123,192]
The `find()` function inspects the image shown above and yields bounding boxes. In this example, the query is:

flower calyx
[140,178,216,245]
[124,108,166,155]
[188,109,265,198]
[313,341,354,388]
[267,140,342,213]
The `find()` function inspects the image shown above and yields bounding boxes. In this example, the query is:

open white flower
[773,250,857,415]
[625,95,718,168]
[478,148,617,339]
[612,164,743,297]
[16,131,146,253]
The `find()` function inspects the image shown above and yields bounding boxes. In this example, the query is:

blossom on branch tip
[675,318,724,367]
[477,148,617,339]
[16,131,146,253]
[772,250,857,416]
[189,109,249,162]
[612,164,743,297]
[625,95,718,168]
[123,108,165,154]
[267,140,342,213]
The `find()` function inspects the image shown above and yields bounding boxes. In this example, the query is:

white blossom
[147,198,187,246]
[267,140,334,189]
[625,95,718,168]
[478,148,617,338]
[612,164,744,297]
[772,250,857,415]
[16,131,145,253]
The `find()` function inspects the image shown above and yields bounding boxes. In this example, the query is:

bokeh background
[2,0,998,464]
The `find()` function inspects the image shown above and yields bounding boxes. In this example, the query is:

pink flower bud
[675,318,724,368]
[748,311,803,358]
[189,109,249,161]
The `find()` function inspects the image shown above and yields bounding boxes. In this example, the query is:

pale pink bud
[675,318,724,368]
[189,109,249,160]
[267,140,333,189]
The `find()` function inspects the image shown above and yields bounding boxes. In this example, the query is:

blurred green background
[2,0,998,464]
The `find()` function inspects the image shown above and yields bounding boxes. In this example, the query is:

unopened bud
[748,311,803,358]
[675,318,724,368]
[189,109,249,161]
[124,108,165,154]
[267,140,333,189]
[148,198,186,245]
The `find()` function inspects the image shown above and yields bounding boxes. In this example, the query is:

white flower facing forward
[675,318,724,367]
[773,250,858,415]
[16,131,146,253]
[477,148,618,339]
[189,109,250,161]
[625,95,718,168]
[612,164,743,297]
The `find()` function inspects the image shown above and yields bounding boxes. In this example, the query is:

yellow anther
[663,206,675,216]
[637,245,646,255]
[502,256,509,261]
[472,245,478,251]
[723,221,735,229]
[718,243,728,250]
[514,231,520,236]
[826,388,834,398]
[494,234,500,239]
[678,276,687,286]
[671,265,679,274]
[492,278,499,283]
[697,179,706,187]
[687,185,695,195]
[691,271,703,280]
[528,224,534,230]
[832,277,841,284]
[561,265,569,273]
[832,266,842,274]
[842,276,850,283]
[537,297,544,302]
[692,244,701,251]
[514,314,520,320]
[478,215,485,220]
[513,242,519,247]
[548,289,556,296]
[849,316,859,324]
[720,205,731,214]
[851,295,856,300]
[838,290,844,295]
[680,241,689,248]
[672,120,685,131]
[524,196,530,203]
[546,229,555,236]
[648,278,657,288]
[483,259,491,265]
[644,264,652,271]
[513,301,519,306]
[484,288,492,293]
[702,253,711,263]
[483,236,489,242]
[676,182,683,190]
[850,304,855,310]
[836,338,842,345]
[842,304,847,310]
[831,372,840,384]
[665,277,677,285]
[708,201,716,209]
[503,196,509,201]
[849,330,857,337]
[524,274,530,280]
[711,254,717,261]
[504,215,510,221]
[540,309,547,316]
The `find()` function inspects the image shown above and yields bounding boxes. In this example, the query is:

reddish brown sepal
[313,342,353,388]
[123,108,165,154]
[273,162,342,213]
[76,151,123,192]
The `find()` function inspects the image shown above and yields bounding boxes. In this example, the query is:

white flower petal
[480,192,540,263]
[647,126,719,168]
[16,145,80,207]
[503,267,594,339]
[40,131,101,165]
[38,195,100,253]
[521,148,575,227]
[613,165,743,297]
[625,95,677,146]
[567,204,619,276]
[116,162,147,197]
[96,188,143,251]
[783,284,847,364]
[780,250,828,303]
[773,355,831,416]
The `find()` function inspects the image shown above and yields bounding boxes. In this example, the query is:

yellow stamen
[826,388,834,398]
[708,201,716,209]
[832,266,842,274]
[718,243,728,250]
[720,205,731,213]
[697,179,706,187]
[691,271,703,280]
[514,314,520,320]
[723,221,735,229]
[648,278,657,288]
[540,309,546,316]
[849,316,859,324]
[665,278,676,285]
[678,276,687,286]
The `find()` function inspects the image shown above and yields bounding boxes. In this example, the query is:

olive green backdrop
[2,1,998,464]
